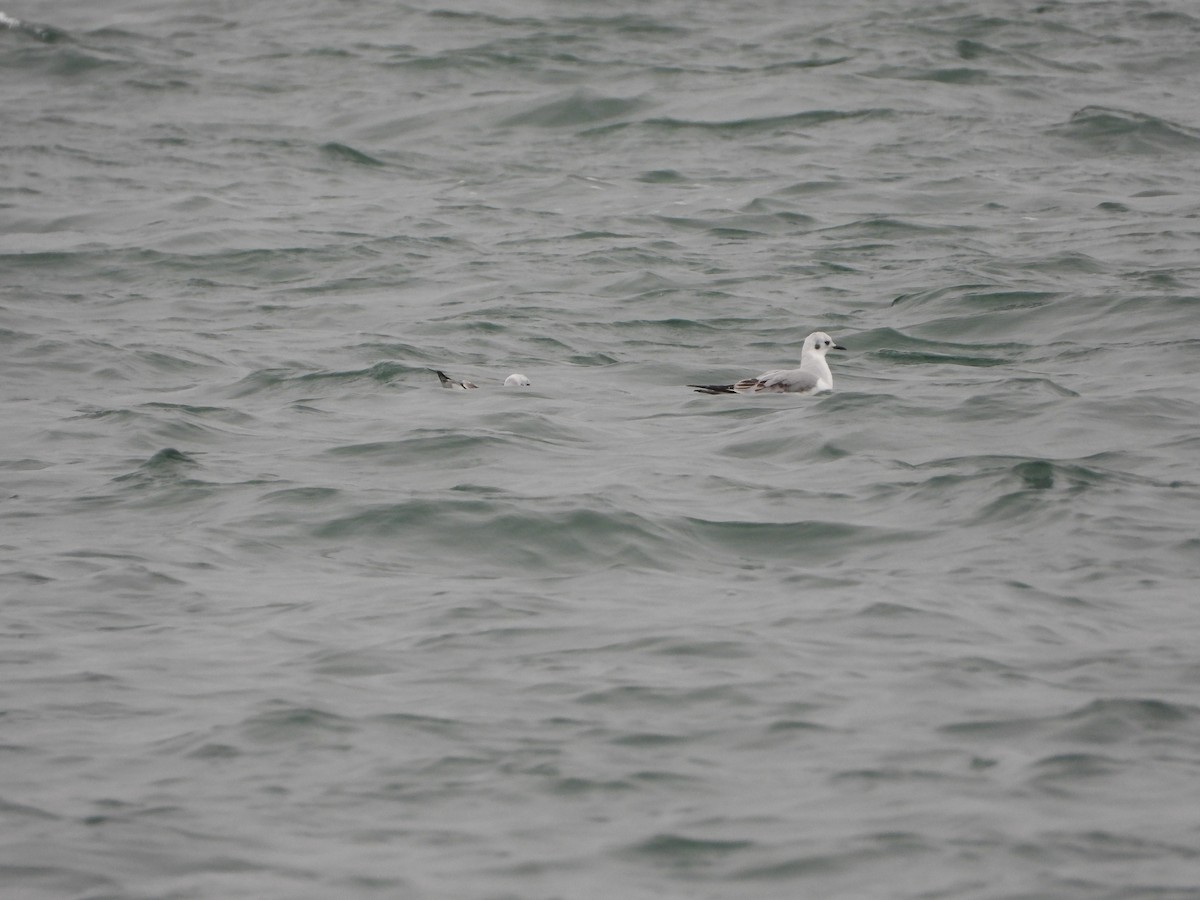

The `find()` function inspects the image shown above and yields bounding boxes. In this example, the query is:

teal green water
[3,2,1200,898]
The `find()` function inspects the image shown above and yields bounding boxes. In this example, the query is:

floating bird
[435,370,478,390]
[689,332,845,394]
[435,370,531,389]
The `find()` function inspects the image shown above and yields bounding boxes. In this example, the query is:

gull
[689,332,846,394]
[435,370,530,389]
[436,370,477,389]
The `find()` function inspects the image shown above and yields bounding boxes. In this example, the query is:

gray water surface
[3,1,1200,898]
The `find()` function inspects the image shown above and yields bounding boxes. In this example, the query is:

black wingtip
[688,384,737,395]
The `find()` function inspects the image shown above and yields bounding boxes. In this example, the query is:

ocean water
[3,1,1200,897]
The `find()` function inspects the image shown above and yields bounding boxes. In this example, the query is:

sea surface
[3,1,1200,898]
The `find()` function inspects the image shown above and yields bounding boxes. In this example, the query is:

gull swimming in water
[689,332,846,394]
[435,370,531,389]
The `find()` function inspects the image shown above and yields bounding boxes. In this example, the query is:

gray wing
[754,368,819,393]
[435,370,477,389]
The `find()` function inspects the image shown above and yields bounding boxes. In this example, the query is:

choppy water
[4,1,1200,897]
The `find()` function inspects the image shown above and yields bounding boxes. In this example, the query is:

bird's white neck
[802,351,833,391]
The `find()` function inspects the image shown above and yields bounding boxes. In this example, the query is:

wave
[0,11,66,43]
[1049,106,1200,155]
[592,107,889,137]
[943,697,1199,747]
[318,142,385,167]
[498,91,648,128]
[311,499,675,573]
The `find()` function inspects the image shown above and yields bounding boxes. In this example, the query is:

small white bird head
[805,332,846,357]
[503,373,531,387]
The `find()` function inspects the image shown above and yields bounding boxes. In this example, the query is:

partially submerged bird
[436,370,477,390]
[435,369,530,389]
[689,332,846,395]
